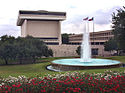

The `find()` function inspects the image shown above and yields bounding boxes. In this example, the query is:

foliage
[76,46,81,55]
[0,71,125,93]
[61,33,69,44]
[0,35,16,64]
[112,7,125,51]
[104,38,119,55]
[0,35,53,64]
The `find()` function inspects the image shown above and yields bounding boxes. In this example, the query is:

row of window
[20,11,66,16]
[90,32,112,37]
[46,42,59,45]
[68,42,105,45]
[69,37,112,41]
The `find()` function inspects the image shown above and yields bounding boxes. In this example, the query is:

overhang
[17,10,66,26]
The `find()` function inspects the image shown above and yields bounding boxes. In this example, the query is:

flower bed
[0,70,125,93]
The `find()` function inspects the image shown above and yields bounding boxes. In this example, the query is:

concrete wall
[21,20,62,44]
[21,20,27,37]
[48,45,79,57]
[91,45,111,57]
[48,44,111,57]
[27,20,59,38]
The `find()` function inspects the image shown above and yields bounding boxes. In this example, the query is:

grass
[0,56,125,78]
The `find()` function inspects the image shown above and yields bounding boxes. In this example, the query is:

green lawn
[0,56,125,78]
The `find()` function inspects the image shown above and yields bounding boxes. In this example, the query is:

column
[58,21,62,45]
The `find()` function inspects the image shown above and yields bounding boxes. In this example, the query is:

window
[92,48,98,55]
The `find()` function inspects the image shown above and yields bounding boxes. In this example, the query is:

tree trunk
[117,50,119,56]
[4,58,8,65]
[19,58,22,64]
[33,57,36,63]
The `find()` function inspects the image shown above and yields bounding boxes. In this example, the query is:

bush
[76,46,81,55]
[0,35,53,64]
[0,71,125,93]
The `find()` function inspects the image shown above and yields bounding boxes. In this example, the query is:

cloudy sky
[0,0,124,37]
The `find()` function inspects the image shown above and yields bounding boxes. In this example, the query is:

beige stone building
[17,10,113,57]
[69,30,114,56]
[17,10,66,45]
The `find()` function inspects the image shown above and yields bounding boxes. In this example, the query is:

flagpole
[93,17,94,45]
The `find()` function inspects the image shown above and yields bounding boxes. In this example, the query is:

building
[69,30,114,56]
[17,10,113,57]
[69,30,113,45]
[17,10,66,45]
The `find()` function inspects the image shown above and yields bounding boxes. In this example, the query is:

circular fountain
[47,58,121,71]
[47,19,121,71]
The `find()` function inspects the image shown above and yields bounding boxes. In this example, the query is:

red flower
[16,88,23,92]
[53,78,56,80]
[6,86,11,91]
[16,84,21,88]
[12,84,16,87]
[56,88,60,92]
[41,89,46,92]
[99,87,103,91]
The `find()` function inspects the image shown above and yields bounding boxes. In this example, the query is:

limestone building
[17,10,113,57]
[69,30,114,56]
[17,10,66,45]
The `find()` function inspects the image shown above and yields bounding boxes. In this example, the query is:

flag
[88,17,94,21]
[83,17,88,21]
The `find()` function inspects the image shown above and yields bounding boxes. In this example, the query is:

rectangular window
[92,48,98,55]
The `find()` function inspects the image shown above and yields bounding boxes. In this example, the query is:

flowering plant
[0,70,125,93]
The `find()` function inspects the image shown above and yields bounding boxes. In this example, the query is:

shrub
[0,70,125,93]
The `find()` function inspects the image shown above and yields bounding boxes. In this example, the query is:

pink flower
[41,89,46,92]
[12,84,16,87]
[56,88,60,92]
[16,84,21,88]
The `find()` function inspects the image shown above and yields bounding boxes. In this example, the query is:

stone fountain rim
[51,58,122,67]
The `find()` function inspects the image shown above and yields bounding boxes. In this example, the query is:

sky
[0,0,124,37]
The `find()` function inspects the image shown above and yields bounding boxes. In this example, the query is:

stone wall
[48,45,79,57]
[48,44,111,57]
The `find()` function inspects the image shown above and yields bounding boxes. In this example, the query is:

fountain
[47,20,121,71]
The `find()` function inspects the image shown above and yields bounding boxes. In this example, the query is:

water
[52,58,120,66]
[48,20,121,71]
[81,22,91,62]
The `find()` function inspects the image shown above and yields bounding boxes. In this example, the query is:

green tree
[104,38,119,55]
[15,36,53,64]
[0,35,16,64]
[62,33,69,44]
[0,35,53,65]
[76,46,81,55]
[112,7,125,51]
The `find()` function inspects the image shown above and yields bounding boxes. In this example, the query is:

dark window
[91,42,94,45]
[20,11,66,16]
[100,42,104,45]
[95,42,99,45]
[38,37,58,40]
[92,48,98,55]
[46,42,59,45]
[68,43,81,45]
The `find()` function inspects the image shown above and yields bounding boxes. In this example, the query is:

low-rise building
[69,30,114,56]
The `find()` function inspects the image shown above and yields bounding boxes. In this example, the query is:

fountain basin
[47,58,121,71]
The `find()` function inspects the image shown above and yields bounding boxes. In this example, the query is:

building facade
[69,30,114,56]
[17,10,113,57]
[17,10,66,45]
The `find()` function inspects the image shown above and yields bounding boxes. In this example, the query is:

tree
[76,46,81,55]
[0,36,16,64]
[62,33,69,44]
[112,7,125,51]
[0,35,53,65]
[15,36,53,64]
[104,38,119,55]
